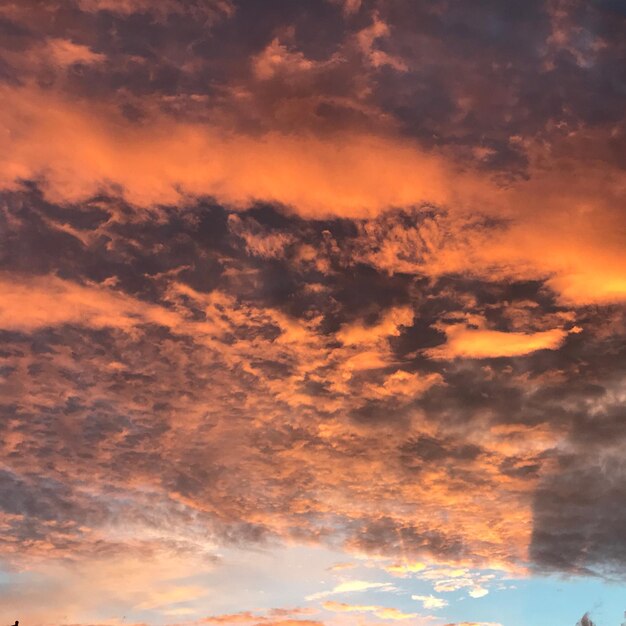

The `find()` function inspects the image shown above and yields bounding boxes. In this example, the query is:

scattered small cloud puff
[412,594,449,610]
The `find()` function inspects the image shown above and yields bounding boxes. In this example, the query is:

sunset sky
[0,1,625,625]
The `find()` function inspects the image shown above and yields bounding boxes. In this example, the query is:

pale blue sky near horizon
[2,543,624,626]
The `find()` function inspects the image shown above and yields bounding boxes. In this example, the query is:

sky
[0,1,625,625]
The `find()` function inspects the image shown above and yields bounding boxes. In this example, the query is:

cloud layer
[0,0,624,624]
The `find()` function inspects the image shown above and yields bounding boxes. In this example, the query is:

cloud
[0,1,625,623]
[44,38,106,66]
[323,600,419,620]
[329,0,362,17]
[3,193,625,589]
[444,623,503,626]
[0,85,470,219]
[306,581,394,601]
[327,562,356,571]
[75,0,234,20]
[0,273,181,332]
[355,15,408,72]
[417,568,495,599]
[200,610,322,626]
[134,585,208,610]
[425,325,569,359]
[0,80,624,306]
[530,447,626,576]
[385,562,427,576]
[411,594,448,610]
[0,542,220,624]
[252,38,317,81]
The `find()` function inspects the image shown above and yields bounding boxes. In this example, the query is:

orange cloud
[1,2,624,624]
[0,267,554,576]
[201,614,321,626]
[363,370,444,400]
[252,38,316,80]
[444,623,503,626]
[356,15,408,71]
[329,0,362,17]
[45,38,106,66]
[385,561,427,576]
[0,273,181,332]
[426,325,569,359]
[446,622,502,626]
[1,83,624,306]
[337,306,414,346]
[134,585,208,611]
[323,600,418,620]
[0,85,478,219]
